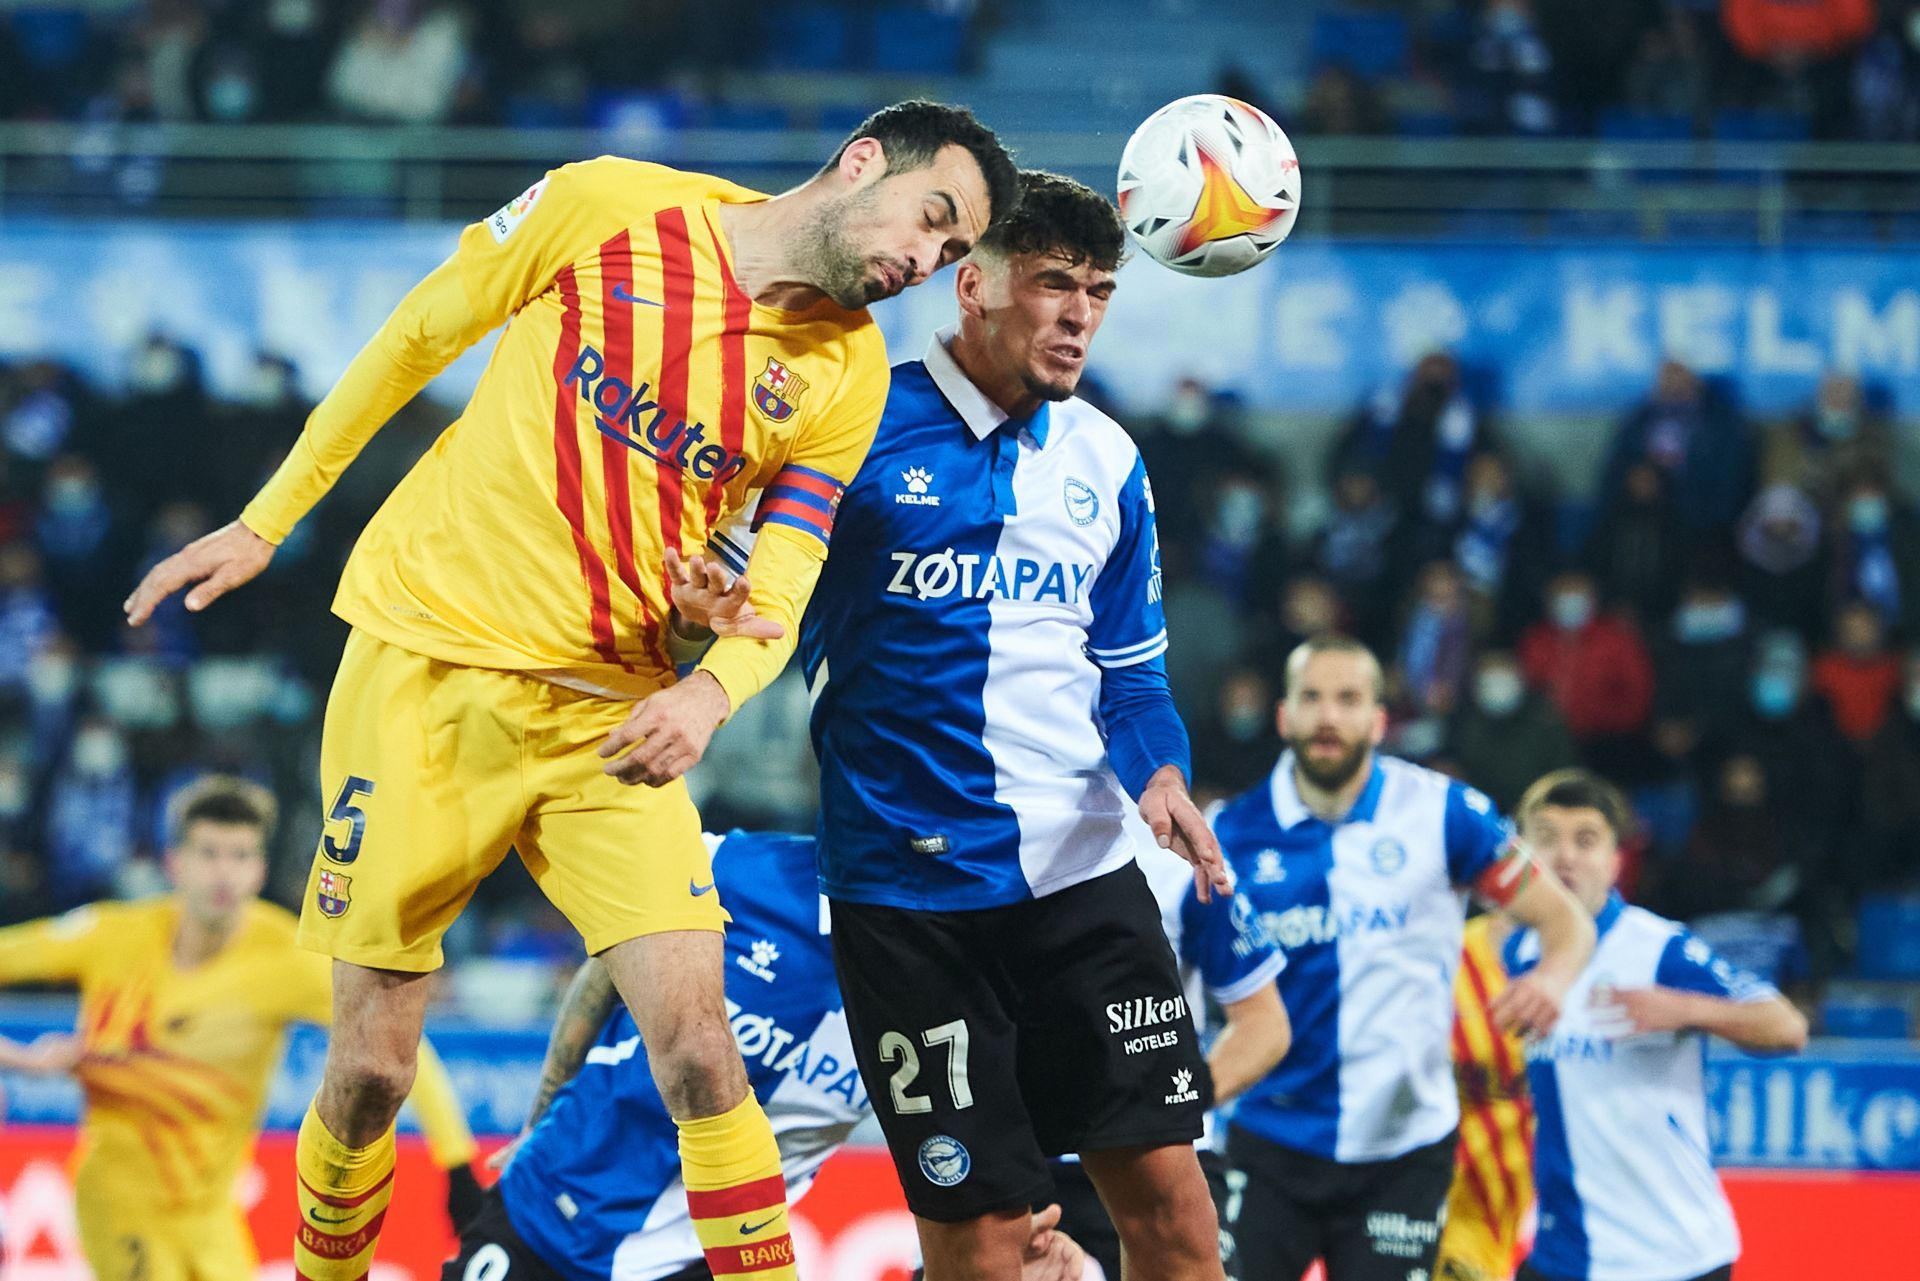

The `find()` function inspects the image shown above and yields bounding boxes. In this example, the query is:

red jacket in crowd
[1723,0,1876,62]
[1810,651,1902,742]
[1517,615,1657,740]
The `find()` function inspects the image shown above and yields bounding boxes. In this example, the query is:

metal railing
[2,123,1919,242]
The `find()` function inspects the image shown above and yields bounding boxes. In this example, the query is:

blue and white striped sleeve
[1655,931,1779,1003]
[1086,455,1167,668]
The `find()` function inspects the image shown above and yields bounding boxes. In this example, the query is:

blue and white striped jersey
[497,831,866,1281]
[797,331,1170,910]
[1506,893,1775,1281]
[1214,753,1509,1162]
[1135,846,1287,1152]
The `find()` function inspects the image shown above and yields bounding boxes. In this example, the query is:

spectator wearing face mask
[45,718,140,907]
[1712,630,1853,860]
[1191,666,1283,802]
[1310,467,1405,648]
[1585,460,1686,629]
[1597,360,1756,551]
[1453,449,1555,644]
[1397,560,1475,719]
[1763,373,1895,501]
[1811,599,1904,744]
[1518,570,1657,775]
[1441,649,1578,812]
[1330,354,1493,559]
[1658,752,1816,925]
[21,635,85,773]
[1735,481,1826,638]
[1853,649,1920,896]
[35,456,128,651]
[1198,464,1290,611]
[0,544,58,693]
[1136,378,1256,564]
[1826,470,1920,636]
[1651,569,1755,765]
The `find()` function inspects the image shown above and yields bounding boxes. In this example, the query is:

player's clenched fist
[600,670,733,787]
[123,519,275,625]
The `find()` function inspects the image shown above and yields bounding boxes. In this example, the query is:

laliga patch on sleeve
[488,177,549,244]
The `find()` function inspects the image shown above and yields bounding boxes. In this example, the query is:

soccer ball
[1116,94,1301,278]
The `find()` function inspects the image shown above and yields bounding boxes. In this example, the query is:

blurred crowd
[3,328,1917,995]
[5,1,1917,143]
[1287,0,1920,142]
[0,0,984,130]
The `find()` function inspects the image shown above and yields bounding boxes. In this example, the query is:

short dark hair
[168,774,277,847]
[1517,768,1633,842]
[975,170,1127,272]
[823,99,1020,229]
[1283,633,1385,701]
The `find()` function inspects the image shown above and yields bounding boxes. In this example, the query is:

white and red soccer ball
[1117,94,1302,278]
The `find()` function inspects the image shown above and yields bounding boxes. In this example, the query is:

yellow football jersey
[0,898,473,1213]
[1438,914,1535,1281]
[241,157,890,706]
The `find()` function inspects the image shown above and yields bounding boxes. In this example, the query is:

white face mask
[1550,591,1594,630]
[27,654,79,704]
[71,729,127,778]
[1476,668,1525,716]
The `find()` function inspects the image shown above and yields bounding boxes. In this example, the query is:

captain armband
[1475,832,1537,909]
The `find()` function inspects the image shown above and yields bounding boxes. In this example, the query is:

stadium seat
[8,8,89,69]
[589,91,693,137]
[1820,994,1912,1039]
[1310,9,1409,80]
[869,6,968,75]
[1393,111,1460,138]
[1597,109,1694,142]
[707,101,793,131]
[1713,110,1810,143]
[761,4,858,71]
[1856,895,1920,980]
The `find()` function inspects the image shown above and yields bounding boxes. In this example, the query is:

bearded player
[123,102,1017,1281]
[0,775,477,1281]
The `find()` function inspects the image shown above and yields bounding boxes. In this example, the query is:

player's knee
[324,1042,418,1121]
[1109,1177,1219,1264]
[648,1018,744,1118]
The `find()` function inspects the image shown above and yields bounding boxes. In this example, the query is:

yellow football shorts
[76,1195,254,1281]
[297,629,726,970]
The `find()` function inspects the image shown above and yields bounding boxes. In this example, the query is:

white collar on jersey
[1268,750,1386,829]
[924,326,1013,442]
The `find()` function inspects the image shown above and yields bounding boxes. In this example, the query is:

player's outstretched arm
[1483,854,1595,1036]
[1598,986,1808,1052]
[523,957,620,1132]
[124,519,275,625]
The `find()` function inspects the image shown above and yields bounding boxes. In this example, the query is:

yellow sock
[678,1094,797,1280]
[293,1101,396,1281]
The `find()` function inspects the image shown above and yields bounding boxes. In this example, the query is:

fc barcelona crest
[753,358,808,423]
[316,869,352,918]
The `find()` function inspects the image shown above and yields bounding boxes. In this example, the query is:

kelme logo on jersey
[1165,1068,1201,1105]
[315,869,352,918]
[918,1135,971,1187]
[735,938,780,983]
[564,346,750,484]
[886,549,1096,605]
[752,357,808,422]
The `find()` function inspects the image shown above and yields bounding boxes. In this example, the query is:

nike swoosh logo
[613,283,664,307]
[740,1213,781,1235]
[307,1206,355,1226]
[690,879,716,897]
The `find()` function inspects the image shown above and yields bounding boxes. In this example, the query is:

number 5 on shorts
[878,1019,972,1115]
[322,775,376,864]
